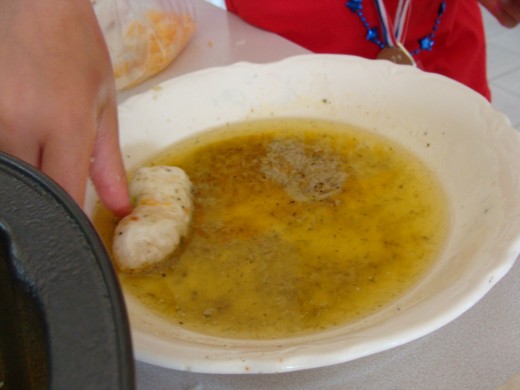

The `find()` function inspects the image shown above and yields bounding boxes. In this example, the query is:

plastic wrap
[92,0,196,90]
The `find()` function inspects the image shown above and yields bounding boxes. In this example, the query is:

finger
[0,97,42,168]
[39,124,95,209]
[0,130,41,168]
[90,100,131,217]
[486,0,520,27]
[499,0,520,27]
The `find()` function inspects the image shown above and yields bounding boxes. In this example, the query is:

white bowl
[85,54,520,374]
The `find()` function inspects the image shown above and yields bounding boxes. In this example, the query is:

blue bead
[438,1,446,16]
[346,0,363,12]
[366,27,379,42]
[419,36,434,51]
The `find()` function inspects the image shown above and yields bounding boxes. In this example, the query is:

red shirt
[225,0,491,100]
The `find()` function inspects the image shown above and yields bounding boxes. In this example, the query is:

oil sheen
[94,118,450,339]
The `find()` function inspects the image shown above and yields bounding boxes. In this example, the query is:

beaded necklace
[345,0,447,65]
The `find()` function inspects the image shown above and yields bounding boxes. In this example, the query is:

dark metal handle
[0,221,49,389]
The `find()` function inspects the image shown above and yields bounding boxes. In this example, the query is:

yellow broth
[93,118,450,339]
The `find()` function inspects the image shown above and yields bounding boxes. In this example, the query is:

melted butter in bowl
[94,117,450,340]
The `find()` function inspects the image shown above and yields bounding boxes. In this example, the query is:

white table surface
[120,1,520,389]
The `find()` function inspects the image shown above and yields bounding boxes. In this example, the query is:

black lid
[0,152,134,390]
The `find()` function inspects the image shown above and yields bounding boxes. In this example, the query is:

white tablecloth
[120,1,520,388]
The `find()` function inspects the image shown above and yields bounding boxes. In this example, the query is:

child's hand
[480,0,520,28]
[0,0,130,216]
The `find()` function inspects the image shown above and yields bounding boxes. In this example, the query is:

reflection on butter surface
[94,118,449,339]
